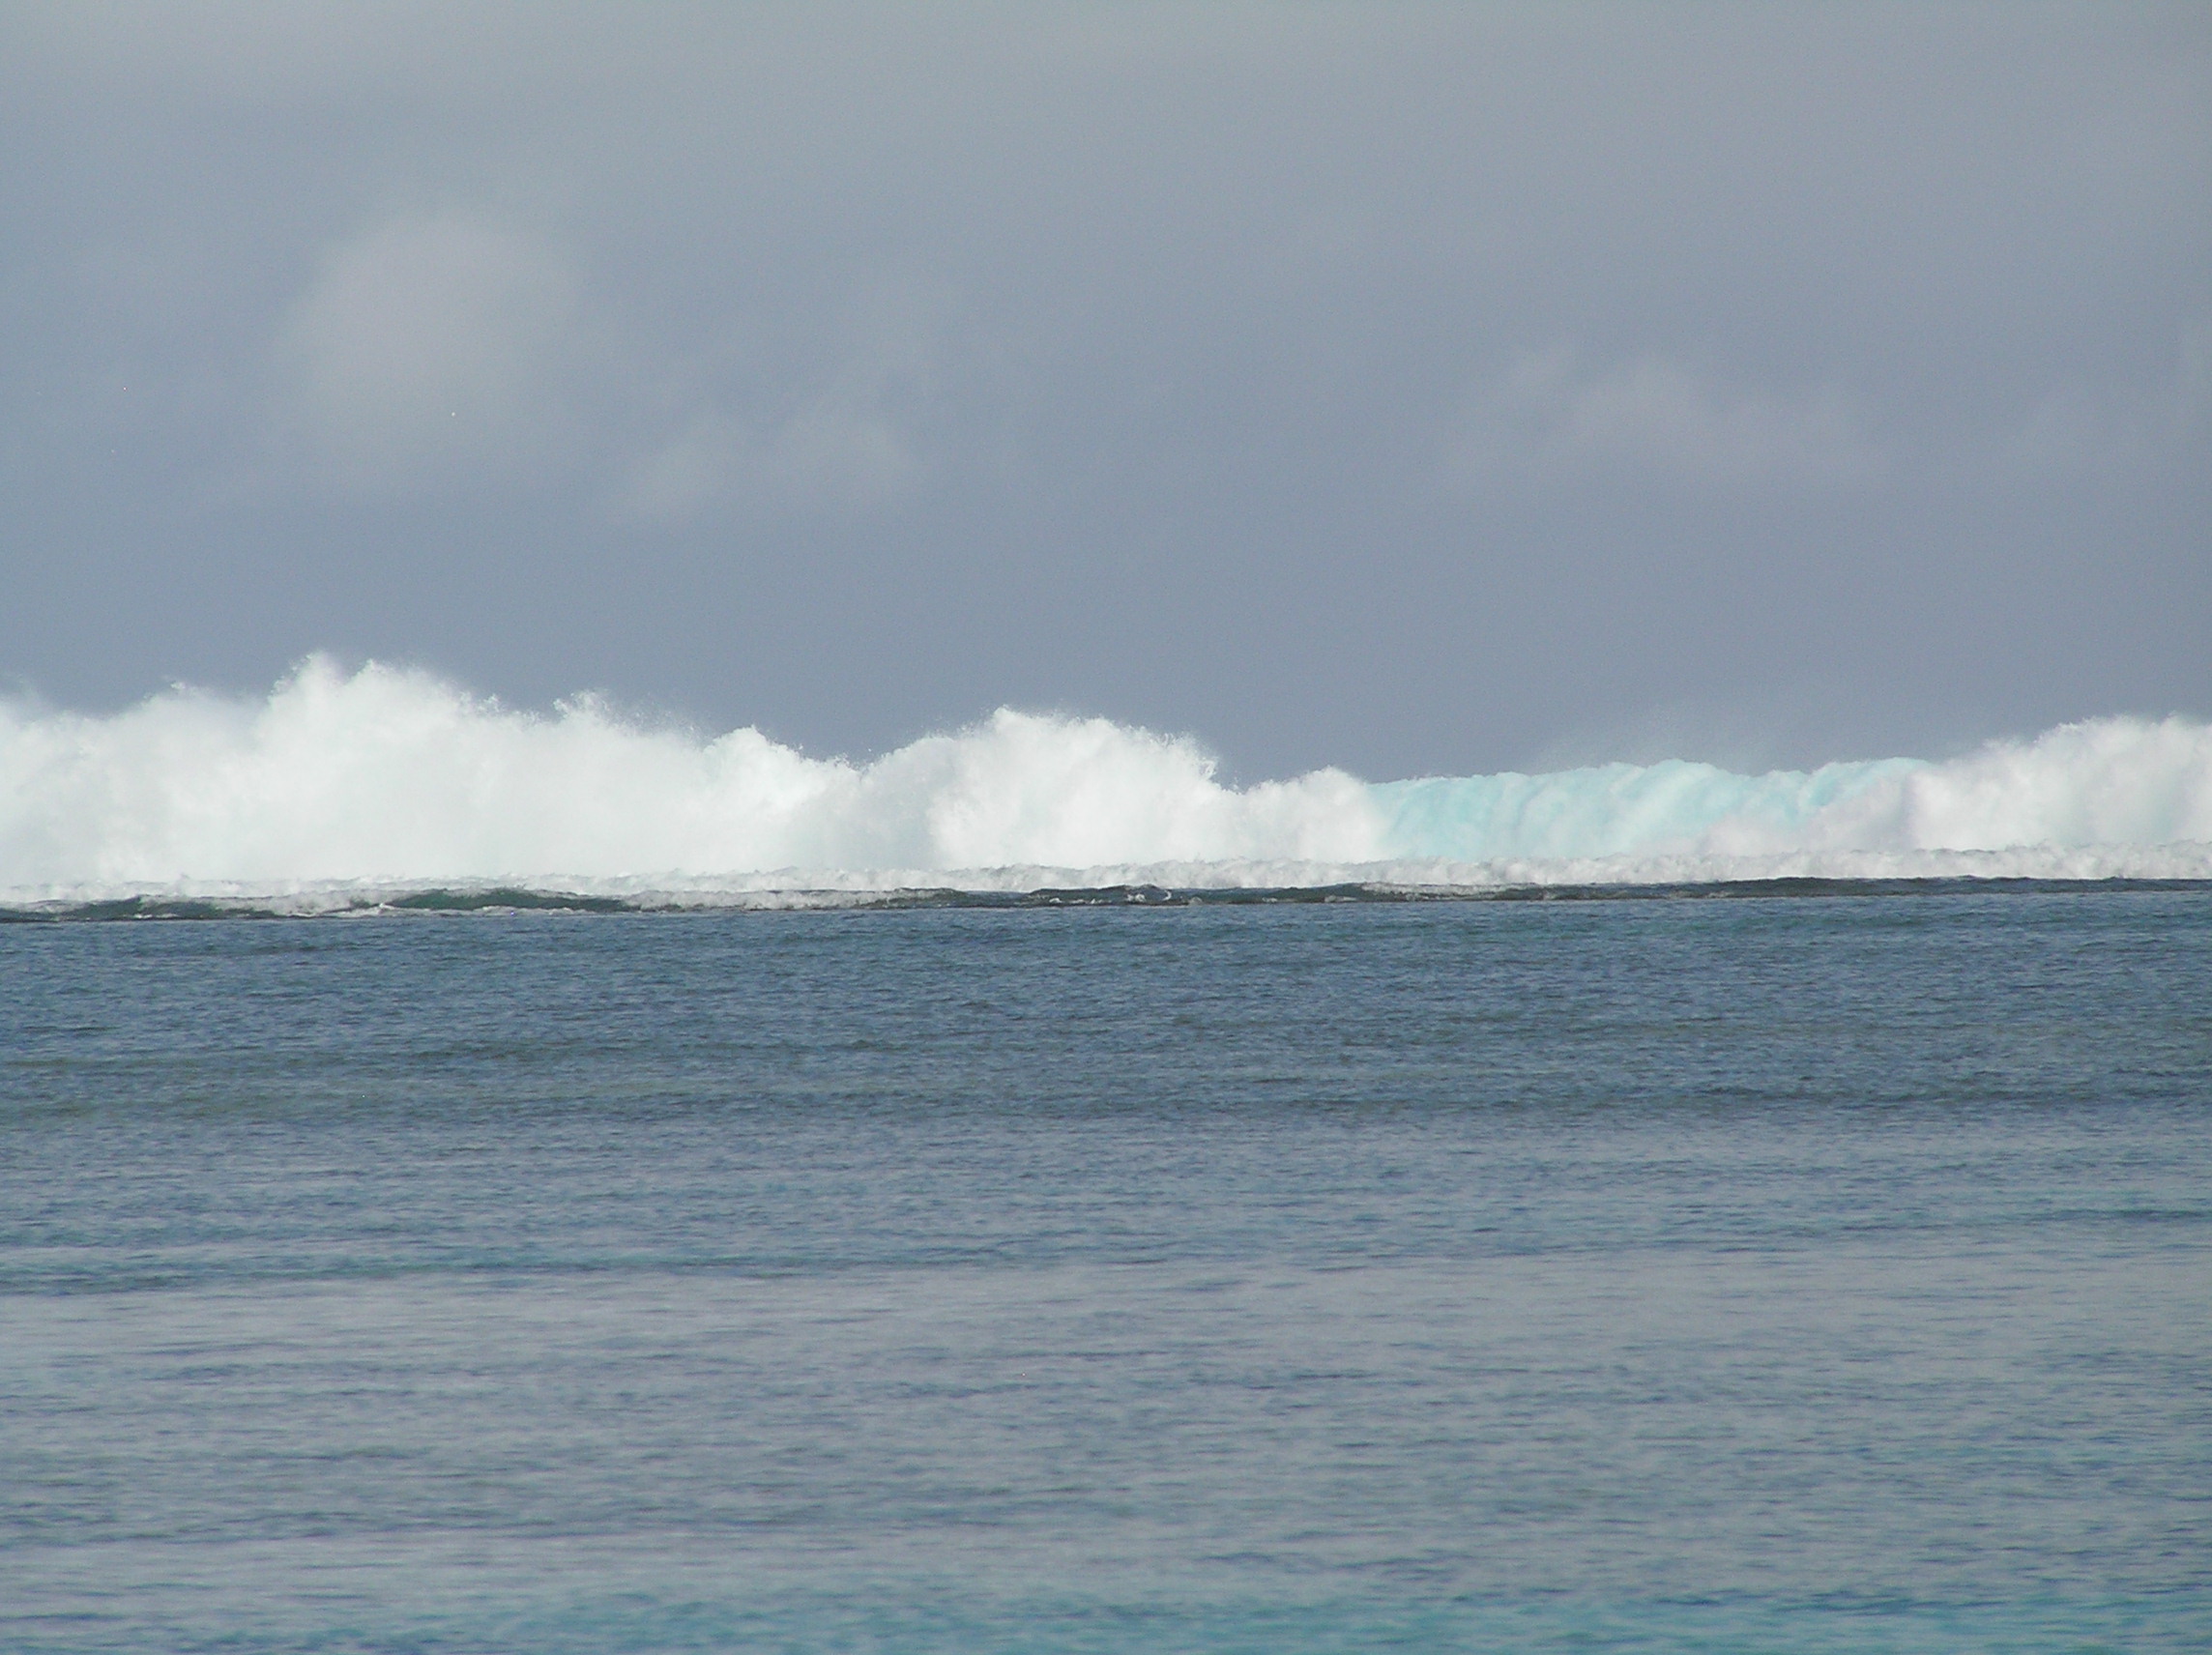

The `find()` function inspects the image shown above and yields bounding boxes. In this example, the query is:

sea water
[3,889,2207,1653]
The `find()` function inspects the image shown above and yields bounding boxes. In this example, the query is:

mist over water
[3,656,2208,896]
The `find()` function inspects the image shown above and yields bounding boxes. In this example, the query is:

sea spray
[2,655,2208,891]
[0,655,1383,885]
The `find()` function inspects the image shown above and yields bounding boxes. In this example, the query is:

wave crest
[1379,716,2212,859]
[2,657,2206,891]
[0,656,1381,885]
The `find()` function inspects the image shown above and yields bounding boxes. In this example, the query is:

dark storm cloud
[2,2,2205,777]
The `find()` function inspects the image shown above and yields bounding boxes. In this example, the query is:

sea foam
[2,655,2207,900]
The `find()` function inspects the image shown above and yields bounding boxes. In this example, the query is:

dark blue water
[4,893,2208,1652]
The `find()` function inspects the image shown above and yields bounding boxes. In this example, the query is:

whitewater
[3,655,2208,908]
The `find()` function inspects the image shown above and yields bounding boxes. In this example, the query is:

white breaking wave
[1,655,2208,898]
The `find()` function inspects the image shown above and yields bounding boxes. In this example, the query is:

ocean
[4,887,2208,1653]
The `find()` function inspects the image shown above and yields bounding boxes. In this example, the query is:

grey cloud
[621,397,921,525]
[617,281,947,523]
[2000,315,2212,477]
[273,211,580,490]
[2176,317,2211,426]
[0,3,2204,779]
[1449,349,1885,489]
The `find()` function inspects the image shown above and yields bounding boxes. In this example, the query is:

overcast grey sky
[2,1,2206,779]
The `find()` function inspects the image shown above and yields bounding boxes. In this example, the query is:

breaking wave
[2,655,2208,903]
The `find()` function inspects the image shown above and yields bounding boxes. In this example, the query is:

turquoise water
[4,892,2208,1651]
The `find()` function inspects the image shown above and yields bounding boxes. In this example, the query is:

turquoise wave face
[1371,757,1928,860]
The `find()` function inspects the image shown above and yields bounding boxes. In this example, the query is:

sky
[1,1,2206,783]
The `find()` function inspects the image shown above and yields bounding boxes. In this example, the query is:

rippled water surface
[3,892,2208,1652]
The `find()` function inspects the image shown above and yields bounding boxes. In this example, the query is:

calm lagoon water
[3,890,2208,1652]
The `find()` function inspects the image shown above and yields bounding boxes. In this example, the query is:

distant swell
[3,656,2208,898]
